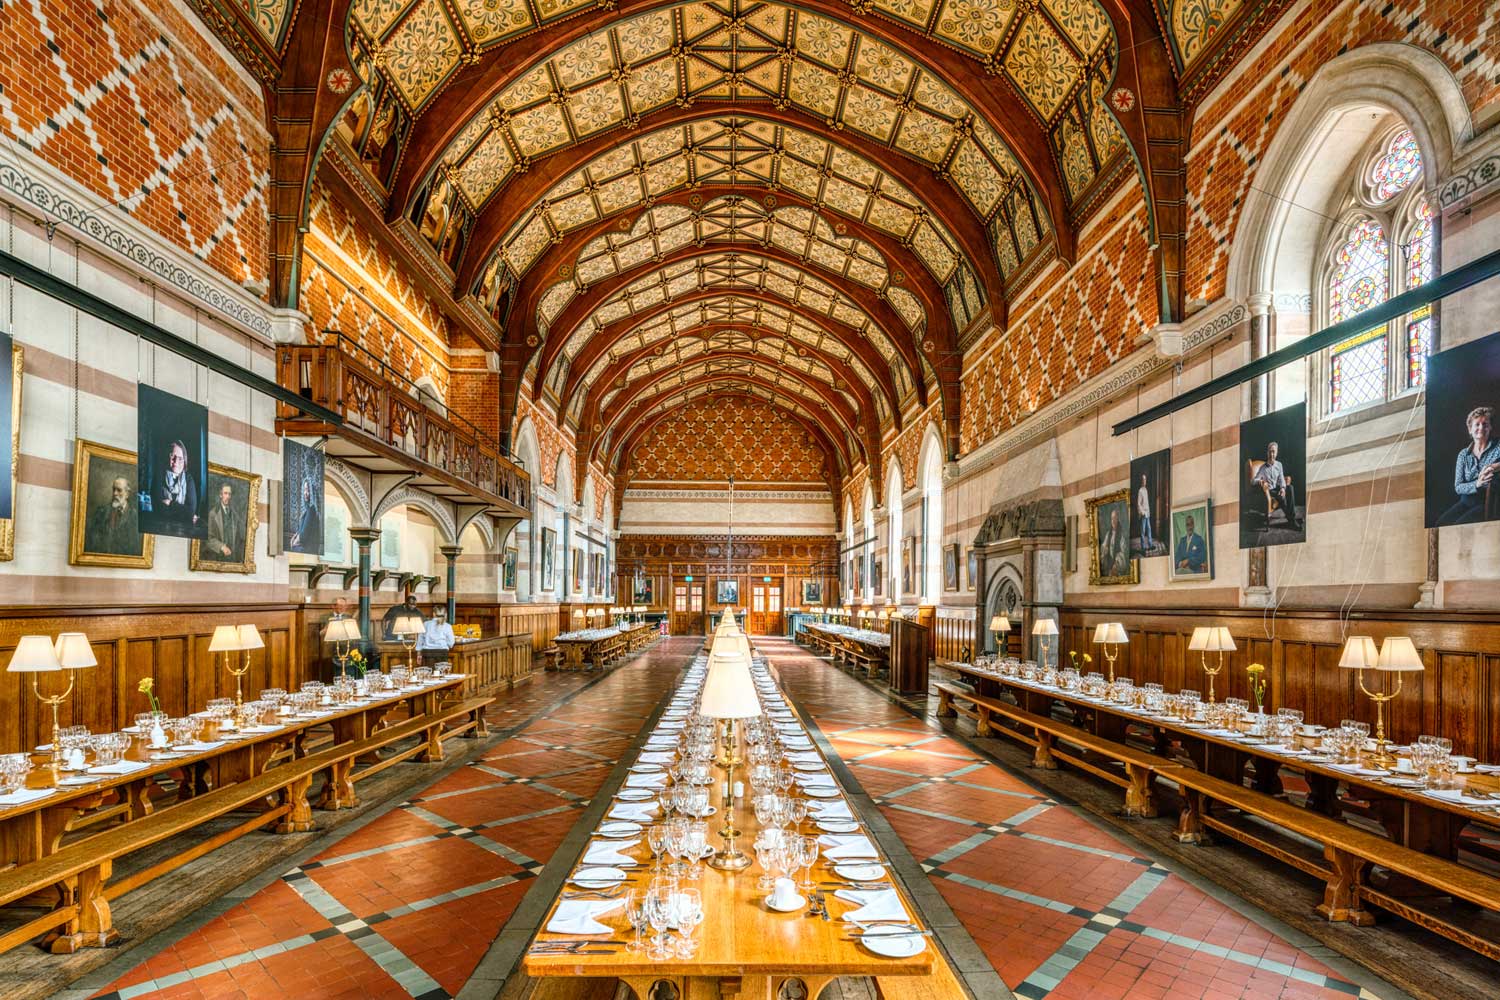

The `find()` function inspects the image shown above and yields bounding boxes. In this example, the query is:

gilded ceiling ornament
[922,339,935,352]
[326,67,356,94]
[558,263,574,277]
[527,334,540,346]
[1109,87,1136,114]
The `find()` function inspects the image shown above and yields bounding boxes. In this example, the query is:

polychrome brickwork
[516,394,570,490]
[625,397,831,486]
[0,0,270,285]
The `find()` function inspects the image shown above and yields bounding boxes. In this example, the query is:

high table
[948,662,1500,857]
[524,652,939,999]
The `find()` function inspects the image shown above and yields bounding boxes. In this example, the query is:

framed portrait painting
[541,527,556,590]
[716,578,740,605]
[1086,489,1138,586]
[189,464,261,573]
[70,438,155,568]
[502,548,517,590]
[966,550,977,591]
[633,573,654,605]
[1168,498,1213,582]
[943,543,959,592]
[801,580,822,605]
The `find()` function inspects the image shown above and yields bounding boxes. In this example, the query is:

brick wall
[1184,0,1500,304]
[0,0,270,285]
[516,395,571,490]
[625,397,832,486]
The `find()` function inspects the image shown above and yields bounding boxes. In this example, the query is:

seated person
[1248,441,1301,530]
[1174,515,1207,574]
[381,592,424,640]
[1437,405,1500,526]
[416,607,456,664]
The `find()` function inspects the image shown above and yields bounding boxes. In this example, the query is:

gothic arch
[372,487,458,545]
[323,457,372,528]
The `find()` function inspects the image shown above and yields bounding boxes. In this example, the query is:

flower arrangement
[1067,651,1094,669]
[1247,662,1267,712]
[348,648,366,669]
[138,677,161,714]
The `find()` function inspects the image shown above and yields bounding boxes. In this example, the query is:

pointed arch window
[1319,123,1438,417]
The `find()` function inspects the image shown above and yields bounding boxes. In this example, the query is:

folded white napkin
[836,888,909,923]
[639,751,676,764]
[1474,764,1500,774]
[582,840,639,866]
[0,787,56,806]
[644,740,677,751]
[239,724,282,734]
[609,802,658,822]
[625,772,667,789]
[86,759,151,776]
[797,772,837,788]
[1423,789,1498,807]
[177,741,227,752]
[820,834,877,860]
[546,898,625,935]
[812,800,854,821]
[657,722,685,731]
[786,751,822,763]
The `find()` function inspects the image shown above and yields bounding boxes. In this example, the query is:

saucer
[765,892,805,913]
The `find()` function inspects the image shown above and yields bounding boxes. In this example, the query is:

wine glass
[624,889,647,953]
[685,821,708,880]
[645,887,673,961]
[648,823,669,874]
[674,888,703,958]
[794,835,819,891]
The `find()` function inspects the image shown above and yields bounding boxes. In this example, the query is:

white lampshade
[1093,622,1128,645]
[54,633,97,669]
[1187,625,1232,653]
[324,618,361,643]
[394,614,424,637]
[700,652,760,719]
[236,624,264,651]
[990,614,1011,633]
[1337,635,1378,670]
[1032,618,1058,637]
[8,635,60,673]
[208,625,242,653]
[1376,636,1424,673]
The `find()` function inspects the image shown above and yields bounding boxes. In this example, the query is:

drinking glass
[645,887,674,960]
[753,836,783,890]
[648,823,669,874]
[674,888,703,958]
[794,835,819,891]
[685,821,708,879]
[624,888,647,953]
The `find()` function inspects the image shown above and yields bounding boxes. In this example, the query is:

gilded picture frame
[69,438,155,569]
[0,341,19,561]
[189,463,262,574]
[1086,488,1139,586]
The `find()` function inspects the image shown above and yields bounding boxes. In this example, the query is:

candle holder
[1188,626,1235,704]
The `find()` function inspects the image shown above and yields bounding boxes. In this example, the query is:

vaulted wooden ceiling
[192,0,1281,493]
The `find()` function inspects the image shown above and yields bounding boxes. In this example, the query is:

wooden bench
[0,692,492,955]
[538,645,562,670]
[875,958,970,999]
[1167,765,1500,960]
[841,640,887,678]
[936,684,1176,817]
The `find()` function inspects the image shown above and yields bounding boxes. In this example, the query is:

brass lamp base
[709,847,753,871]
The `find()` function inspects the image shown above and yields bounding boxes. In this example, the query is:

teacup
[769,877,799,909]
[1392,757,1415,773]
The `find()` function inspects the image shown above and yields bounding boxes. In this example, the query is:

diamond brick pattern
[627,396,830,486]
[0,0,270,285]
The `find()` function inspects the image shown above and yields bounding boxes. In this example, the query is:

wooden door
[671,580,705,635]
[749,580,783,635]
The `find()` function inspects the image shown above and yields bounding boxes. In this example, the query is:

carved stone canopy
[972,498,1065,547]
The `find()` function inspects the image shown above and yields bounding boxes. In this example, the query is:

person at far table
[417,607,456,665]
[382,591,425,640]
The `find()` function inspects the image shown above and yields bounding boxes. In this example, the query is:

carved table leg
[974,706,993,738]
[318,759,357,810]
[1304,774,1342,817]
[1174,789,1207,844]
[419,723,445,763]
[1033,732,1059,770]
[1123,764,1157,818]
[277,775,317,833]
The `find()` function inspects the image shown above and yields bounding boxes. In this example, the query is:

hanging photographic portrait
[137,384,209,539]
[541,527,556,590]
[502,548,517,590]
[966,550,977,591]
[1128,449,1171,559]
[0,335,19,559]
[282,439,324,554]
[70,438,154,568]
[190,464,261,573]
[716,578,739,605]
[1168,498,1213,582]
[1239,402,1307,548]
[1425,332,1500,527]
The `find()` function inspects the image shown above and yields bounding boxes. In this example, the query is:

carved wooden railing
[277,343,530,510]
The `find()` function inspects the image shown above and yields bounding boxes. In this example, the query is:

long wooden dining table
[524,650,946,1000]
[948,661,1500,858]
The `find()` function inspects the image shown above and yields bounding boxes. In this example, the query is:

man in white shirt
[415,607,456,664]
[1135,473,1154,552]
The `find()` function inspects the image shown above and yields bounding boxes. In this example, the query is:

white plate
[835,863,885,881]
[571,867,628,889]
[630,763,664,774]
[57,776,98,786]
[804,787,842,799]
[818,819,860,834]
[598,821,642,838]
[860,929,926,958]
[794,762,827,772]
[765,892,806,913]
[617,789,655,802]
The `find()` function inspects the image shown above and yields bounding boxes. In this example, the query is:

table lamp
[700,649,760,870]
[234,624,263,708]
[1091,622,1129,683]
[9,634,95,782]
[324,617,362,678]
[1187,626,1235,704]
[1347,636,1422,766]
[990,613,1010,657]
[208,625,246,707]
[1032,617,1057,671]
[393,614,424,671]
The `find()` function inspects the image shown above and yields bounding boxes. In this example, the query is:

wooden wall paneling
[1430,650,1479,757]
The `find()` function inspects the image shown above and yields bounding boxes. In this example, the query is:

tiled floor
[88,637,1395,1000]
[760,638,1389,1000]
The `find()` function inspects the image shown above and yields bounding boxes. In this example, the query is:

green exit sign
[762,576,772,582]
[685,575,694,581]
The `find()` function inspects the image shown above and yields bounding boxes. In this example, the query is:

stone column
[349,527,381,648]
[440,545,463,622]
[1244,293,1273,607]
[1415,529,1439,609]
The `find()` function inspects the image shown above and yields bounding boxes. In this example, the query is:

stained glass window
[1331,327,1388,412]
[1405,199,1434,289]
[1407,305,1433,388]
[1329,218,1389,322]
[1371,129,1422,201]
